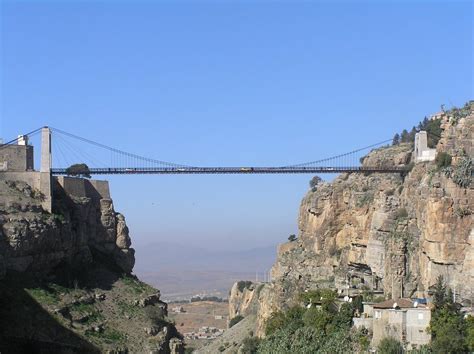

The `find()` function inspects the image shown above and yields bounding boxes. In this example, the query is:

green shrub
[241,337,261,354]
[409,345,431,354]
[425,118,442,148]
[395,208,408,220]
[288,234,297,242]
[264,306,305,336]
[303,307,332,333]
[264,311,286,336]
[121,275,154,294]
[354,328,370,352]
[229,315,244,328]
[52,213,65,223]
[309,176,322,191]
[435,152,452,169]
[65,163,91,178]
[299,289,337,309]
[467,315,474,352]
[377,337,404,354]
[236,281,253,292]
[373,295,386,303]
[451,157,473,188]
[447,102,473,124]
[259,291,360,353]
[455,207,472,218]
[86,327,125,344]
[356,192,374,207]
[26,287,59,305]
[258,326,353,354]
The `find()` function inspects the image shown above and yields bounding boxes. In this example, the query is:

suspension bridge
[1,126,409,175]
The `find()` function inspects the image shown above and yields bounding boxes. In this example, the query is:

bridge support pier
[40,127,52,212]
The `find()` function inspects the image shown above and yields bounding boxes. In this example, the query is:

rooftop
[373,298,427,309]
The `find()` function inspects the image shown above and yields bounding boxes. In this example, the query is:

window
[375,310,381,319]
[418,312,424,320]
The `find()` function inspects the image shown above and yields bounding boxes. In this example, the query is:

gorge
[0,103,472,353]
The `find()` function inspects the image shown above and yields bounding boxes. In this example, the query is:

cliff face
[229,110,473,336]
[0,178,135,279]
[0,177,184,353]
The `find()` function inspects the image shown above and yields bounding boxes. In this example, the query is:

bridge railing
[51,166,408,175]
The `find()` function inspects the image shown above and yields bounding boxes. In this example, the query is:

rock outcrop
[0,177,135,280]
[229,108,473,337]
[0,176,184,353]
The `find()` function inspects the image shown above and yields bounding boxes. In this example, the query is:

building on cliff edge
[353,298,431,350]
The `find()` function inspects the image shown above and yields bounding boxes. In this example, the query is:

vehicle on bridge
[240,167,254,172]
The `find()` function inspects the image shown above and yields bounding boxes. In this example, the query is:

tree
[377,337,404,354]
[265,311,287,336]
[65,163,91,178]
[430,276,467,353]
[241,336,260,354]
[466,315,474,352]
[330,302,354,331]
[400,129,409,143]
[432,276,447,308]
[430,306,467,353]
[309,176,322,191]
[264,306,305,336]
[409,127,417,143]
[288,234,297,242]
[425,118,442,148]
[303,307,333,333]
[392,133,400,145]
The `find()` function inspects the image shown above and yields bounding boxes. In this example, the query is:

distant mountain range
[133,241,277,300]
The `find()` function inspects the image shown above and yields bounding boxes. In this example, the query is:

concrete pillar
[41,127,51,173]
[416,131,428,157]
[40,127,52,212]
[414,131,436,163]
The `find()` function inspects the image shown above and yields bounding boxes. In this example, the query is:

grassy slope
[0,261,180,353]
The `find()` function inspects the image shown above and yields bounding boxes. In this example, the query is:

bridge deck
[51,166,408,175]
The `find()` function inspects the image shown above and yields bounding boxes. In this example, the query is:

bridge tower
[40,126,52,212]
[41,126,51,172]
[414,131,436,163]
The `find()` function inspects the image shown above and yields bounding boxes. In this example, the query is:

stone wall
[0,145,34,171]
[406,308,431,347]
[0,176,135,280]
[55,176,110,200]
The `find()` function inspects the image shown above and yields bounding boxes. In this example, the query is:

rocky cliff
[229,107,473,337]
[0,177,184,353]
[0,178,135,279]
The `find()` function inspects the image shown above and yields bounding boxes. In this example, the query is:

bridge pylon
[40,126,52,212]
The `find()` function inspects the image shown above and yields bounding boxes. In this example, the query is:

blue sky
[0,0,472,252]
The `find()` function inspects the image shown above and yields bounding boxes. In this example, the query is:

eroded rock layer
[229,111,473,336]
[0,178,135,279]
